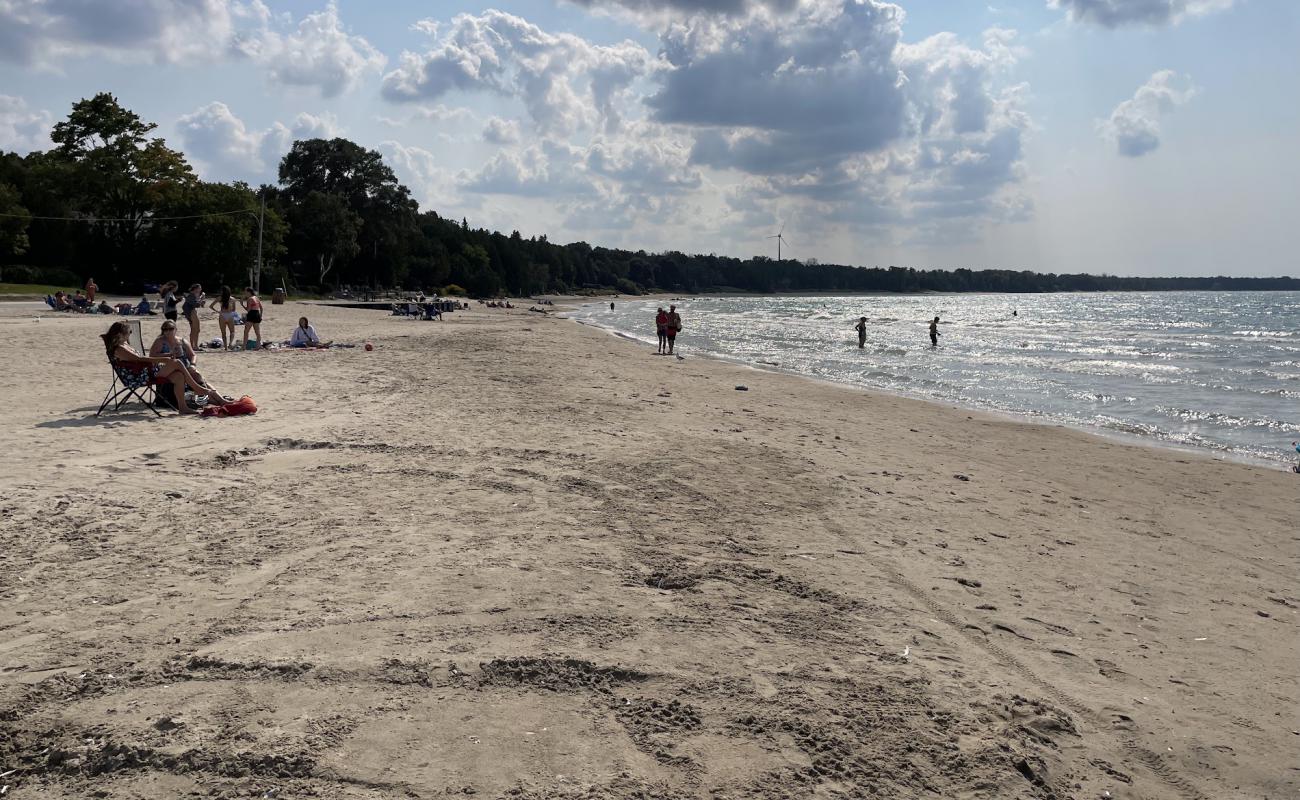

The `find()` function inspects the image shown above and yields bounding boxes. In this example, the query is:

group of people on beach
[158,282,265,352]
[654,305,683,355]
[48,288,154,317]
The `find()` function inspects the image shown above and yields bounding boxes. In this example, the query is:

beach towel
[201,395,257,417]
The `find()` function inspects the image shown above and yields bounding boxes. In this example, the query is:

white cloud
[0,95,53,154]
[420,3,1034,253]
[241,2,385,98]
[1098,70,1195,157]
[564,0,798,21]
[379,140,460,209]
[381,10,655,134]
[460,140,595,197]
[483,117,522,145]
[641,3,1032,239]
[650,0,909,175]
[0,1,381,97]
[1048,0,1234,28]
[0,0,264,66]
[176,102,342,182]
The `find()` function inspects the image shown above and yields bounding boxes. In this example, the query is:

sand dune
[0,300,1295,799]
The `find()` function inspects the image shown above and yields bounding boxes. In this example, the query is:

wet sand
[0,300,1296,799]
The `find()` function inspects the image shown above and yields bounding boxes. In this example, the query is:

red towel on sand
[201,396,257,417]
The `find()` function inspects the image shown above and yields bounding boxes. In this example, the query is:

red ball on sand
[364,342,373,351]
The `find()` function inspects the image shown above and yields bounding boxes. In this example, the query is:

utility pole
[254,192,265,294]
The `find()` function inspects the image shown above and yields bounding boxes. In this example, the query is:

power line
[0,209,255,222]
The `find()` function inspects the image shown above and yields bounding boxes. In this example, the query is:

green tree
[0,182,31,262]
[151,182,286,290]
[289,191,361,287]
[47,93,195,289]
[451,243,499,296]
[279,138,419,288]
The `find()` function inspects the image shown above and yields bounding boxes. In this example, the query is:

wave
[1154,406,1300,434]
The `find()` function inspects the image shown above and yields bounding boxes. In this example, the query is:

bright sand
[0,300,1295,799]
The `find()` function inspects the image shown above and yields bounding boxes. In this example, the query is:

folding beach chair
[96,320,163,417]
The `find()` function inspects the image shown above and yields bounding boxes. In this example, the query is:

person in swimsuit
[102,321,221,414]
[208,285,239,351]
[85,277,98,303]
[655,307,668,354]
[929,316,940,348]
[855,316,867,349]
[149,319,214,391]
[665,305,682,355]
[241,287,263,350]
[183,284,204,351]
[160,281,181,322]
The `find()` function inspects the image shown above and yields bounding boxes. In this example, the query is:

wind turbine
[766,222,790,262]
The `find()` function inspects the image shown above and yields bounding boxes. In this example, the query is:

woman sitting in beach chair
[102,321,225,414]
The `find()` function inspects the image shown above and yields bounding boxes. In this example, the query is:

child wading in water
[242,287,263,350]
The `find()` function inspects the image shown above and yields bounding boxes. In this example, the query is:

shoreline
[1,300,1296,799]
[567,305,1295,472]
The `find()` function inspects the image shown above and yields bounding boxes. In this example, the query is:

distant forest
[2,93,1296,297]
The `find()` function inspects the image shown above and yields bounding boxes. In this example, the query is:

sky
[1,0,1296,277]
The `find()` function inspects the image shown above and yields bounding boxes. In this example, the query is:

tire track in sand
[819,517,1205,800]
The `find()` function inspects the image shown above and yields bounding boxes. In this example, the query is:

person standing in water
[665,305,682,355]
[655,307,668,354]
[854,317,867,349]
[610,302,615,311]
[929,316,940,348]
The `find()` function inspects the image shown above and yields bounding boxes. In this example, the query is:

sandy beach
[0,299,1295,800]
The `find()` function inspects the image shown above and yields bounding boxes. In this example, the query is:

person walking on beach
[854,316,867,349]
[183,284,204,351]
[665,305,682,355]
[929,316,940,348]
[655,307,668,354]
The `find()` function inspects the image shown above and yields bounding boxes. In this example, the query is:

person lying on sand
[102,321,225,415]
[290,317,333,348]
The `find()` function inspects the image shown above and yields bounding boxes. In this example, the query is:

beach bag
[201,395,257,418]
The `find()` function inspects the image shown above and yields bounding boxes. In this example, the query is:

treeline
[1,93,1295,297]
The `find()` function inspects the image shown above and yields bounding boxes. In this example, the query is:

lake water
[570,292,1300,467]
